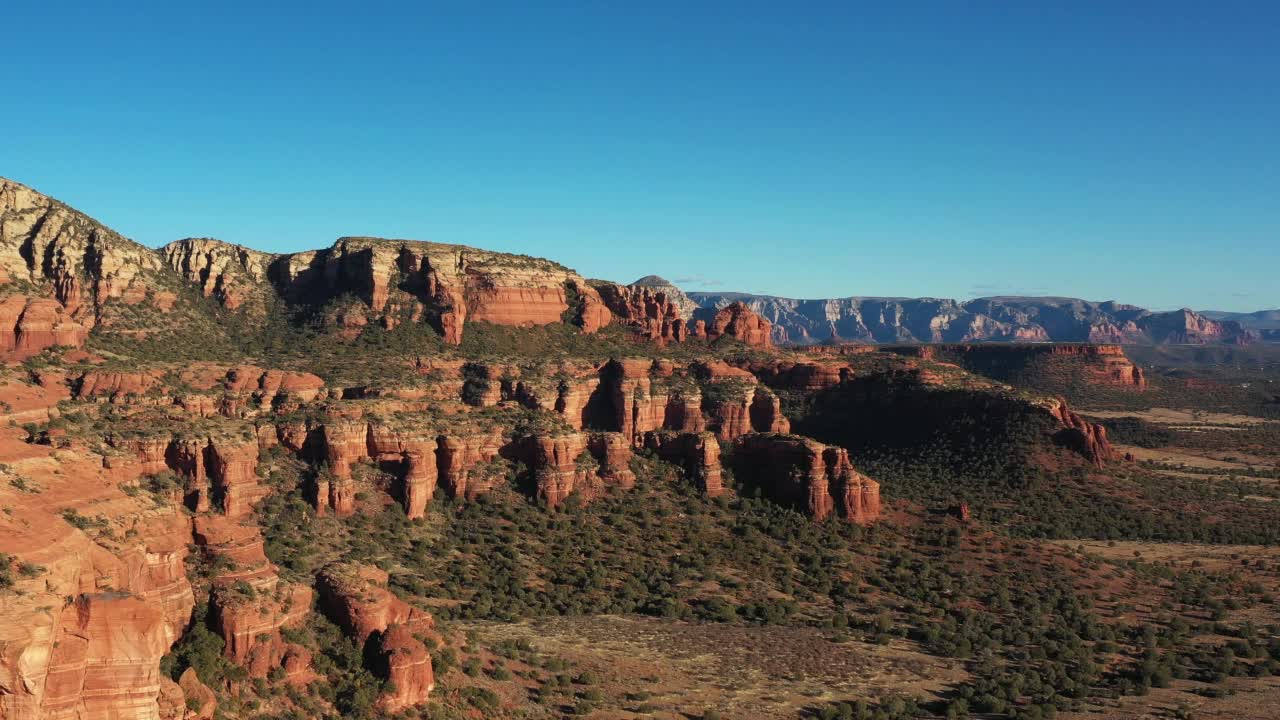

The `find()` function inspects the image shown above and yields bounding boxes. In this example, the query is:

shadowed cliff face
[885,343,1147,391]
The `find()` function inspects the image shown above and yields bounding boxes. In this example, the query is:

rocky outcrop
[703,383,790,441]
[0,502,196,720]
[177,668,216,719]
[520,431,638,507]
[642,431,724,496]
[255,236,597,344]
[821,445,882,524]
[222,366,327,413]
[587,432,636,489]
[1,178,169,331]
[316,564,434,645]
[39,594,178,720]
[400,451,436,520]
[573,282,613,333]
[436,431,507,499]
[104,432,264,516]
[211,583,313,679]
[1048,398,1114,467]
[1136,308,1256,345]
[741,358,854,393]
[602,359,704,442]
[595,282,689,345]
[525,433,595,507]
[195,516,313,680]
[315,420,510,513]
[163,238,275,311]
[163,234,621,345]
[732,433,882,523]
[552,369,606,429]
[366,425,442,519]
[705,301,773,347]
[375,625,434,712]
[68,364,327,416]
[205,438,262,518]
[317,421,368,516]
[71,369,166,402]
[0,296,90,358]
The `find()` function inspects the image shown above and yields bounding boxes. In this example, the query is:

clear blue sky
[4,2,1276,311]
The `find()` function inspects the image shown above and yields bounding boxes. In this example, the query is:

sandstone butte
[0,175,1126,718]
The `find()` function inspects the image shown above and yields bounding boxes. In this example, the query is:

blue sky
[3,2,1276,311]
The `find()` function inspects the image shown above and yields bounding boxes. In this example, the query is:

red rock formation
[195,516,313,680]
[709,387,753,441]
[224,366,327,411]
[319,421,368,516]
[72,369,165,402]
[553,369,604,429]
[40,594,178,720]
[162,238,274,311]
[1045,344,1146,388]
[822,446,882,524]
[587,432,636,489]
[749,387,791,434]
[0,493,196,719]
[574,282,613,333]
[468,286,570,326]
[177,668,216,719]
[0,295,89,359]
[192,516,279,592]
[436,431,506,499]
[366,425,441,519]
[687,361,791,441]
[400,451,435,520]
[604,359,705,442]
[642,431,724,497]
[376,625,435,712]
[1049,398,1114,467]
[316,564,435,645]
[595,283,688,344]
[1,179,174,349]
[205,438,263,518]
[269,237,597,345]
[732,433,882,523]
[739,358,853,392]
[706,301,773,347]
[526,433,595,507]
[887,343,1147,390]
[212,583,313,679]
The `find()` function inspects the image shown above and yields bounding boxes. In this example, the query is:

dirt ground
[1084,408,1276,428]
[460,615,968,719]
[1115,445,1278,483]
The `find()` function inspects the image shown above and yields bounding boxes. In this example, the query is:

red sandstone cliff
[706,302,773,348]
[316,564,435,645]
[376,625,435,712]
[732,433,882,523]
[595,283,689,345]
[1048,398,1114,467]
[642,431,724,496]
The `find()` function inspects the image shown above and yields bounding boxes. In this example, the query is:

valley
[2,176,1280,720]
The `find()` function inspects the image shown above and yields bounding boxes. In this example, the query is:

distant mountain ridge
[688,291,1265,346]
[0,174,1267,354]
[1199,310,1280,342]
